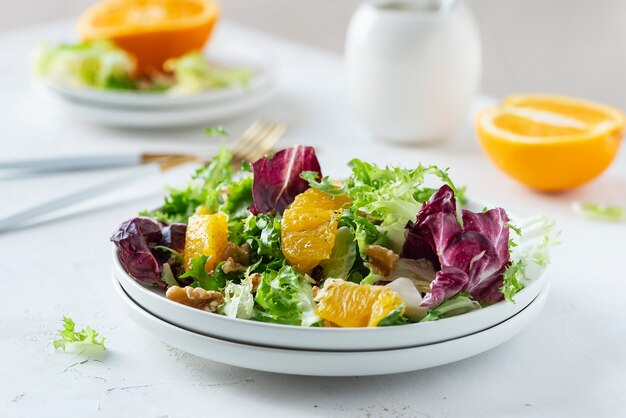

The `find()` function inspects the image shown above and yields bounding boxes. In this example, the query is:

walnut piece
[249,273,262,292]
[222,242,251,266]
[221,257,246,274]
[166,286,224,312]
[364,245,399,277]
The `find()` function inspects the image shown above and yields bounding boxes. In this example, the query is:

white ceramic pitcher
[345,0,481,144]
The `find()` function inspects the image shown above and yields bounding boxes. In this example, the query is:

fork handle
[0,164,160,232]
[0,154,143,174]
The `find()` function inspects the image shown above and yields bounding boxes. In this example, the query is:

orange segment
[183,212,228,272]
[281,189,351,273]
[78,0,220,74]
[314,279,405,327]
[476,94,624,191]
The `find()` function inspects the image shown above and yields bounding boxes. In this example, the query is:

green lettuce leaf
[304,159,463,253]
[420,293,481,322]
[145,142,233,223]
[319,227,357,279]
[572,202,626,222]
[179,256,240,291]
[33,40,136,89]
[53,317,106,353]
[164,52,252,94]
[500,215,559,302]
[254,265,319,326]
[221,273,255,319]
[377,305,410,326]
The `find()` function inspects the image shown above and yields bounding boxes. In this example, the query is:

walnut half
[165,286,224,312]
[364,245,399,278]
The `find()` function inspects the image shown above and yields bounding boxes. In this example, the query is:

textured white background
[1,2,625,418]
[4,0,626,110]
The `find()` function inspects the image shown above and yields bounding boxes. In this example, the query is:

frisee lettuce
[145,142,234,223]
[33,40,136,90]
[34,41,251,93]
[572,202,626,223]
[377,305,410,326]
[420,293,481,322]
[53,317,106,353]
[303,159,464,253]
[164,52,252,94]
[254,265,319,326]
[500,215,559,302]
[221,273,255,319]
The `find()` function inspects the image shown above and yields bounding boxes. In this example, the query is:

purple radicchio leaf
[160,223,187,254]
[111,217,165,288]
[401,185,459,269]
[249,145,322,215]
[400,185,510,307]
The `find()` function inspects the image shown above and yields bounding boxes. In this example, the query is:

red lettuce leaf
[111,217,166,288]
[400,185,459,269]
[249,146,322,215]
[400,185,510,307]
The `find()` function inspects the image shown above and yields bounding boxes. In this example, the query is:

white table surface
[1,19,625,418]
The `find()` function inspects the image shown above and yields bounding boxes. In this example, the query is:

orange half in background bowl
[476,94,625,192]
[78,0,220,75]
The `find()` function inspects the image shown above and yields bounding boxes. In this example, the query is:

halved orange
[281,189,351,273]
[183,212,228,272]
[78,0,220,75]
[476,94,624,191]
[314,279,405,327]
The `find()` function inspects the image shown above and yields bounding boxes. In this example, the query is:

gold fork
[154,120,287,171]
[0,121,287,233]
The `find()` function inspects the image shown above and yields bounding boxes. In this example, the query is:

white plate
[113,274,550,376]
[37,42,274,110]
[112,245,549,352]
[40,83,274,128]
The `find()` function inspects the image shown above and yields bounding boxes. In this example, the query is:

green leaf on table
[53,316,106,353]
[572,202,626,222]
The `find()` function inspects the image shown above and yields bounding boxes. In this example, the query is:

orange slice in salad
[78,0,220,74]
[314,279,405,327]
[281,188,351,273]
[183,212,228,272]
[476,94,624,191]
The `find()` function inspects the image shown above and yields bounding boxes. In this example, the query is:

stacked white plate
[112,249,550,377]
[35,45,274,128]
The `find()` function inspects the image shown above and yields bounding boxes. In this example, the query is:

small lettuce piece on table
[164,52,252,94]
[53,317,106,353]
[401,185,511,308]
[249,146,322,215]
[572,202,626,222]
[33,40,136,89]
[254,265,319,326]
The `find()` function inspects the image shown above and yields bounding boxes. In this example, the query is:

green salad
[33,40,251,93]
[111,143,557,327]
